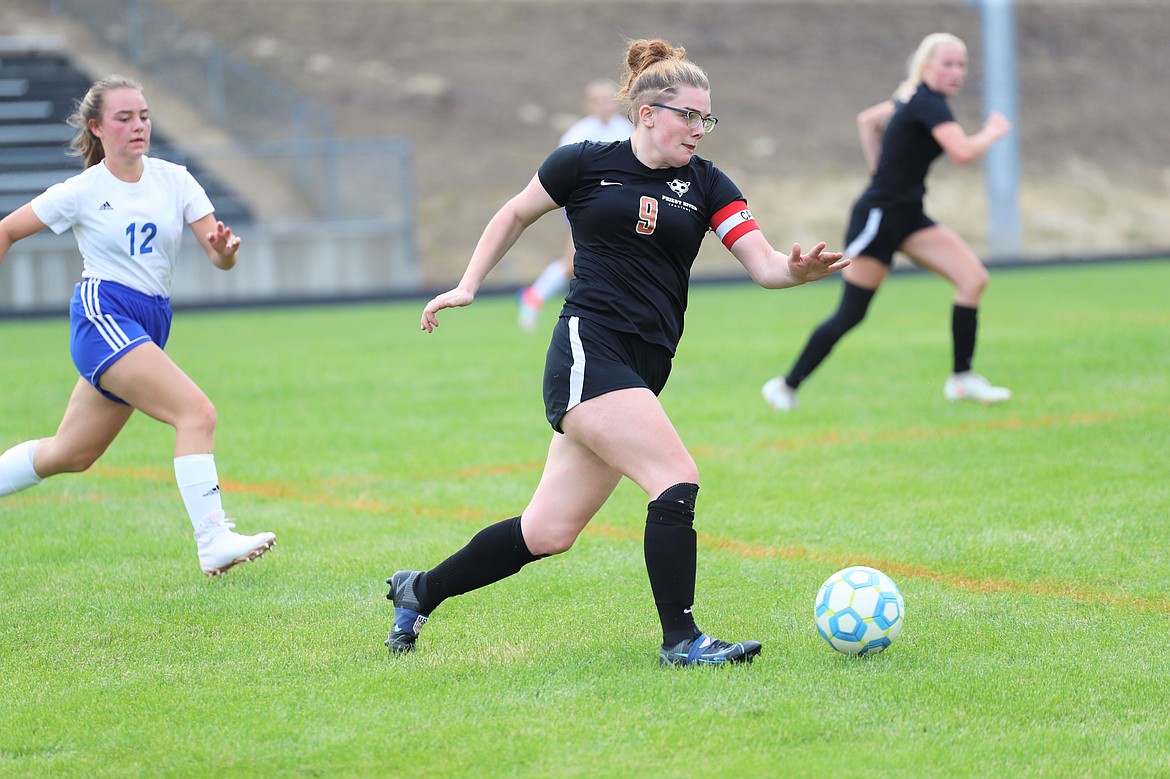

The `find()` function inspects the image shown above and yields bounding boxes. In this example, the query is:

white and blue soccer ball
[815,565,904,655]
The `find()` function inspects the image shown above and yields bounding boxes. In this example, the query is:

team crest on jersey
[667,179,691,198]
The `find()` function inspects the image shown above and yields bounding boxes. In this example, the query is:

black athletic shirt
[861,83,956,206]
[538,139,745,354]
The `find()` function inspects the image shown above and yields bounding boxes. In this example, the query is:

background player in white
[0,75,275,576]
[517,78,633,331]
[763,33,1013,411]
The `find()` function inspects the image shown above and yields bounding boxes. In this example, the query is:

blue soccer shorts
[69,277,172,404]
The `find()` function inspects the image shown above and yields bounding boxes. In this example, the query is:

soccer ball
[814,565,905,655]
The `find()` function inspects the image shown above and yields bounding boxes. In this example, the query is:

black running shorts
[843,199,936,266]
[543,315,672,432]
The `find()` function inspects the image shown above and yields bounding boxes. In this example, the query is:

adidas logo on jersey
[99,201,113,211]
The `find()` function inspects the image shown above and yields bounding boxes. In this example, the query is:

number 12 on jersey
[126,222,157,256]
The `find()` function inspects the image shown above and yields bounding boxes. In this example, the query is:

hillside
[10,0,1170,284]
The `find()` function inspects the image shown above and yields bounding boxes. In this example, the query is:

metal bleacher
[0,35,252,225]
[2,25,417,316]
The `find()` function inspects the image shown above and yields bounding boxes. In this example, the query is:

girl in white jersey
[0,76,275,576]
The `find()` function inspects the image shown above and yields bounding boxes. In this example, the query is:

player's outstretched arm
[856,99,896,174]
[0,204,48,268]
[932,111,1012,166]
[421,287,476,332]
[191,214,241,270]
[730,230,849,290]
[785,242,850,283]
[421,175,560,333]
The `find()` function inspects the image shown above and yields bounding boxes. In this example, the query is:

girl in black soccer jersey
[762,32,1014,412]
[385,38,848,667]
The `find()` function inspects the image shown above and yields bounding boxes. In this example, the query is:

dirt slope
[11,0,1170,283]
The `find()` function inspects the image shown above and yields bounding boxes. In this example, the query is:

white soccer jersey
[558,115,633,147]
[31,156,214,298]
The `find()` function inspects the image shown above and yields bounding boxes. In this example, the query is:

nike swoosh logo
[600,180,622,186]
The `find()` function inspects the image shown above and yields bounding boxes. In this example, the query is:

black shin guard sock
[952,304,978,374]
[644,483,700,646]
[786,281,876,389]
[419,516,545,613]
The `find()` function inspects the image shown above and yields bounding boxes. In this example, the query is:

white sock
[174,453,224,529]
[0,440,43,497]
[532,260,569,301]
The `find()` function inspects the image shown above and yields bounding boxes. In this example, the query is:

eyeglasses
[650,103,718,133]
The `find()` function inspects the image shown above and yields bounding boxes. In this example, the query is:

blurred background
[2,0,1167,315]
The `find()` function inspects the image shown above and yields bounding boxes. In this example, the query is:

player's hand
[787,242,849,283]
[421,288,474,332]
[206,221,240,257]
[985,110,1013,139]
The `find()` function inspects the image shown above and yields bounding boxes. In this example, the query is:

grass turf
[1,259,1168,777]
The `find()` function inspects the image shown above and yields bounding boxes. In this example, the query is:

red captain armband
[711,200,760,249]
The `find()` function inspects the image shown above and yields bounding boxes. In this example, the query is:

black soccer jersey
[538,139,746,354]
[863,83,956,206]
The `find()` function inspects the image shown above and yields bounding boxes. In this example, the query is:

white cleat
[518,287,542,332]
[944,372,1012,404]
[761,376,799,411]
[195,510,276,576]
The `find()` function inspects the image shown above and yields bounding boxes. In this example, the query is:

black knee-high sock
[417,516,544,614]
[786,281,876,389]
[644,482,700,646]
[952,304,978,374]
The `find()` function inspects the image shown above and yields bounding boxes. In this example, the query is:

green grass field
[1,259,1168,777]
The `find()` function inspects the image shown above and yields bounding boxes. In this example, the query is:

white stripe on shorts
[566,316,586,414]
[81,278,133,350]
[845,207,883,258]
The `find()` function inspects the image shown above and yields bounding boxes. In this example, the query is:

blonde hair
[66,75,144,168]
[616,38,709,120]
[894,33,966,102]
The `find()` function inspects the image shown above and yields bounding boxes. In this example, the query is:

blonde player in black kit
[763,32,1013,412]
[387,39,848,666]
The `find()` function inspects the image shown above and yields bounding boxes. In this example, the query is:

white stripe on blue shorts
[80,278,133,351]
